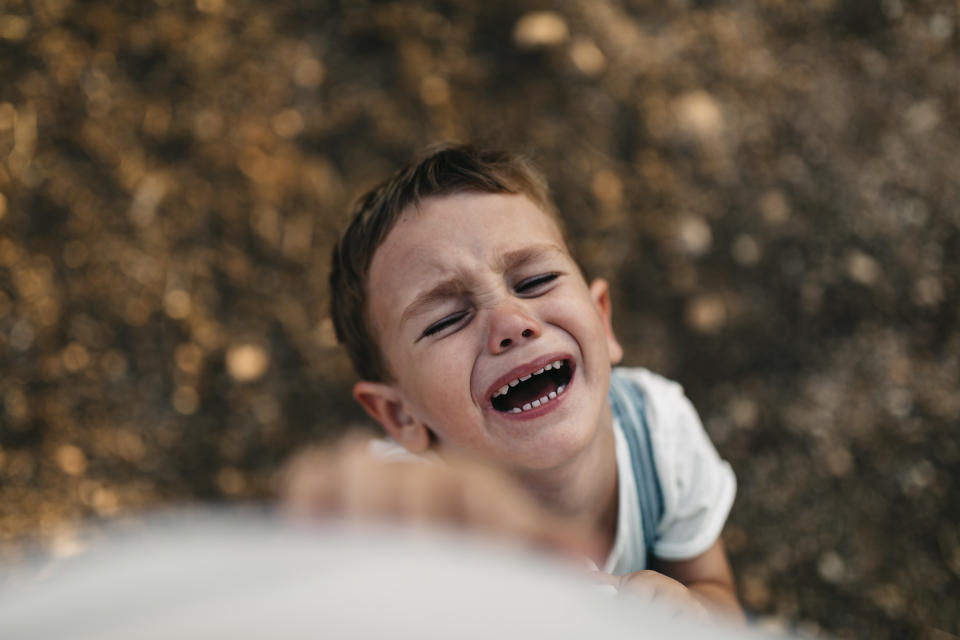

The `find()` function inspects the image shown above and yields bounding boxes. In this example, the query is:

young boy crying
[287,144,742,621]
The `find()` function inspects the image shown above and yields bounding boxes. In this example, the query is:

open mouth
[490,359,572,414]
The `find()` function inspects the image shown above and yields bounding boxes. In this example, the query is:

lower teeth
[510,384,567,413]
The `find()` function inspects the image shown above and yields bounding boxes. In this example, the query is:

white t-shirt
[603,367,736,575]
[368,367,736,575]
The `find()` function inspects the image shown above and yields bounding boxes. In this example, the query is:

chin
[507,416,604,472]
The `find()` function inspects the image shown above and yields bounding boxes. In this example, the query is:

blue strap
[608,370,664,569]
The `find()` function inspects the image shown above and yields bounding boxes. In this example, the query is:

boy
[296,144,740,619]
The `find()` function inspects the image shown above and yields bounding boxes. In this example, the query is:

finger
[585,570,621,588]
[395,461,446,524]
[618,572,711,620]
[277,446,342,517]
[618,571,661,601]
[339,443,400,520]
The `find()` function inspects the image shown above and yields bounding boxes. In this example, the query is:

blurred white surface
[0,510,788,639]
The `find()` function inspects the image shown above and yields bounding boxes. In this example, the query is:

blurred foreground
[0,510,775,640]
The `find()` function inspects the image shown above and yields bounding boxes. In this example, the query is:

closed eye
[421,310,470,338]
[515,273,559,295]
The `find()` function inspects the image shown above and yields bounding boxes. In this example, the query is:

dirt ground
[1,1,959,637]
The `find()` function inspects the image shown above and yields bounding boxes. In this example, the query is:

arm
[651,537,744,621]
[613,537,743,623]
[613,371,741,620]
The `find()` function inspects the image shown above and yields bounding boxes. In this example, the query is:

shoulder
[611,366,691,430]
[611,366,686,401]
[612,368,736,561]
[611,366,714,465]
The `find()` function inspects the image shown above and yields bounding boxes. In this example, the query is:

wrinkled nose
[487,302,542,354]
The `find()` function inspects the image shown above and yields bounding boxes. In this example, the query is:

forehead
[365,192,569,324]
[376,192,566,271]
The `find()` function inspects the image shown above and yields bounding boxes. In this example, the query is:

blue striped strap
[608,370,664,569]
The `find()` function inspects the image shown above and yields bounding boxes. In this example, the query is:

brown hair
[330,143,557,382]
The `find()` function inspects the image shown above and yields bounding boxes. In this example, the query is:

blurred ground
[1,0,958,638]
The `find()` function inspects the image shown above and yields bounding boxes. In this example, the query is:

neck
[510,401,620,555]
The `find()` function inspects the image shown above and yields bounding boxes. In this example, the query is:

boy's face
[357,192,622,472]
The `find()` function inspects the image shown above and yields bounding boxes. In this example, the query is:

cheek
[547,298,611,361]
[405,363,481,446]
[407,347,475,414]
[542,296,596,336]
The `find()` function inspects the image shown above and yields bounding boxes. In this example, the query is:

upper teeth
[492,360,564,398]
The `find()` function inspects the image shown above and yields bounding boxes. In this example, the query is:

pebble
[55,445,87,476]
[172,386,200,415]
[844,249,881,286]
[513,12,569,48]
[731,234,761,265]
[685,294,726,334]
[759,189,791,224]
[226,344,270,382]
[817,551,846,584]
[674,90,724,140]
[677,216,713,257]
[569,38,605,75]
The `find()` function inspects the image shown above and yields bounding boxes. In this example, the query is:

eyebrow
[398,243,567,328]
[494,243,567,273]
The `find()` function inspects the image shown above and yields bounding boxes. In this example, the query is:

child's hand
[592,570,710,620]
[278,434,605,564]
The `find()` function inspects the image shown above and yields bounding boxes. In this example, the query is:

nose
[487,301,542,354]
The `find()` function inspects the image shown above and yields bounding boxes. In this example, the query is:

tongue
[504,375,557,410]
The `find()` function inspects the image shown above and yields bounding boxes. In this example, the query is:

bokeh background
[1,0,958,637]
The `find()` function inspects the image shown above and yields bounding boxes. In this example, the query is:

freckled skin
[364,192,621,474]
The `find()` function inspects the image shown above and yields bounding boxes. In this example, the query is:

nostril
[521,329,533,338]
[499,338,512,348]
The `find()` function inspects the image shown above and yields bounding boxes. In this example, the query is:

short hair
[330,143,557,382]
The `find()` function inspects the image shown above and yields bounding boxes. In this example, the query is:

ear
[589,278,624,365]
[353,381,431,453]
